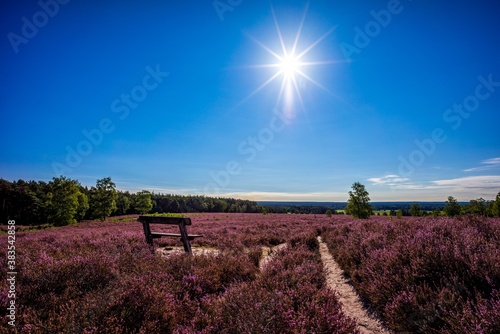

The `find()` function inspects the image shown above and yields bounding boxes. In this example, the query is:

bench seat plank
[150,232,203,240]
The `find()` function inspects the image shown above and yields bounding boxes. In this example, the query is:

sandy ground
[259,243,287,271]
[155,246,220,257]
[317,236,391,334]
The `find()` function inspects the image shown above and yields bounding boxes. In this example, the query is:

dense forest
[0,177,262,226]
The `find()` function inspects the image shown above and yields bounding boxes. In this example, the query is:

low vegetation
[0,214,357,333]
[322,215,500,333]
[1,213,499,333]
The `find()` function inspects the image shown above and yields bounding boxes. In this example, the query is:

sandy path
[259,243,287,271]
[317,237,391,334]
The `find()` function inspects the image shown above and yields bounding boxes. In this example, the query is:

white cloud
[367,174,500,201]
[433,175,500,189]
[464,157,500,172]
[368,174,410,185]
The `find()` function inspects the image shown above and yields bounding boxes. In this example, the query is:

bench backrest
[138,216,192,226]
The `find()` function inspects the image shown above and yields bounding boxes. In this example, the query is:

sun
[237,3,339,115]
[280,54,300,79]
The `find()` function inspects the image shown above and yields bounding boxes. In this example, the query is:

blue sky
[1,0,500,201]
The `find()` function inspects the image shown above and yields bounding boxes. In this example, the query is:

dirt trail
[155,246,220,257]
[259,243,287,270]
[317,236,391,334]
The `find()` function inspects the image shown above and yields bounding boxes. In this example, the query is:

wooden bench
[138,216,203,254]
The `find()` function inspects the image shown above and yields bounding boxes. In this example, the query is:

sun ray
[232,70,284,111]
[291,74,305,111]
[291,2,309,56]
[299,60,345,66]
[276,75,288,108]
[232,5,341,117]
[248,35,283,61]
[271,5,288,57]
[296,26,337,60]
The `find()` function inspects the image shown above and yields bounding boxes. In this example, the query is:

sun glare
[237,3,340,116]
[280,54,300,78]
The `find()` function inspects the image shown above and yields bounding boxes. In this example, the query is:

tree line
[2,177,499,225]
[344,182,500,219]
[393,195,500,217]
[0,177,262,226]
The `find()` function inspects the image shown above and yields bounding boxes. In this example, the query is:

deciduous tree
[444,196,461,217]
[89,177,117,221]
[410,203,421,217]
[493,192,500,217]
[46,176,85,226]
[115,191,131,215]
[133,190,153,214]
[344,182,373,219]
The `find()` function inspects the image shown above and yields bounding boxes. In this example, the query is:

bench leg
[178,223,192,254]
[141,222,154,246]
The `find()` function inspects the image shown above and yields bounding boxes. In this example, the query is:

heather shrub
[183,242,358,334]
[246,245,264,268]
[260,245,324,292]
[1,213,360,333]
[163,251,258,300]
[20,275,180,334]
[96,274,180,333]
[0,218,266,332]
[289,230,319,252]
[188,281,358,334]
[322,216,500,333]
[20,253,116,308]
[441,289,500,334]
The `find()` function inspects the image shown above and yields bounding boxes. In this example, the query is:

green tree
[46,177,84,226]
[432,207,442,217]
[89,177,117,220]
[344,182,373,219]
[133,190,153,214]
[75,190,89,222]
[115,191,131,215]
[410,203,421,217]
[325,209,333,217]
[0,179,49,224]
[491,192,500,217]
[466,198,486,216]
[444,196,461,217]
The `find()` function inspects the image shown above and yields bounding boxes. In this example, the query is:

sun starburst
[280,54,300,79]
[238,4,340,119]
